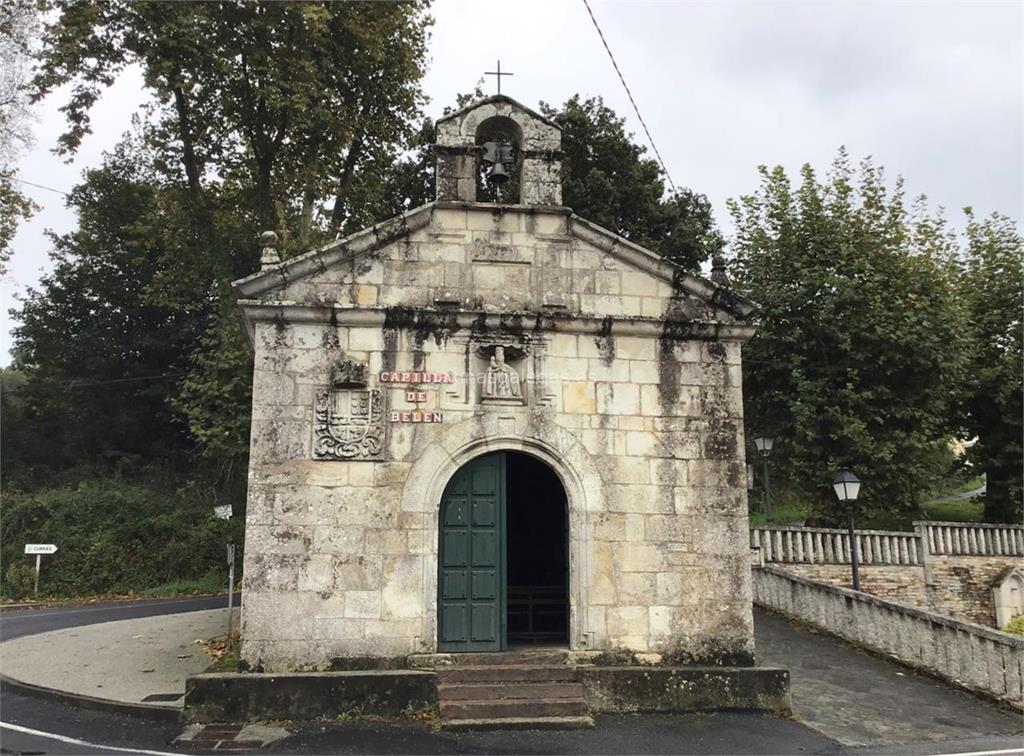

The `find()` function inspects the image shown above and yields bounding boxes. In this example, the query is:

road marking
[0,721,184,755]
[932,749,1024,756]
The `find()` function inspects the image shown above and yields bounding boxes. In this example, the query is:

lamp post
[753,435,775,522]
[833,470,862,591]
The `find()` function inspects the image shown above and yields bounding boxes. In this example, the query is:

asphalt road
[0,596,230,756]
[0,598,1020,756]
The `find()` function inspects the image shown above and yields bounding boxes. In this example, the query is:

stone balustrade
[753,565,1024,708]
[750,525,921,565]
[920,521,1024,556]
[751,521,1024,565]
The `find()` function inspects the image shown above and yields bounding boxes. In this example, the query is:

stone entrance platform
[184,649,790,725]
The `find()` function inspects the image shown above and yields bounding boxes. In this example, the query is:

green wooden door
[438,453,506,652]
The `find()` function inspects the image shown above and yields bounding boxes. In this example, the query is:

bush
[2,561,36,597]
[1003,614,1024,637]
[0,482,243,598]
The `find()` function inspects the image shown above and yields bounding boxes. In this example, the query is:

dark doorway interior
[505,453,568,646]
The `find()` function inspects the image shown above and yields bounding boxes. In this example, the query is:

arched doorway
[438,451,569,652]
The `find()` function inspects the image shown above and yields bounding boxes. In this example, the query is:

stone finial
[259,231,281,270]
[711,254,730,287]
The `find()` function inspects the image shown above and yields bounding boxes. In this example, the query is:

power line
[2,372,187,394]
[10,177,70,197]
[581,0,679,196]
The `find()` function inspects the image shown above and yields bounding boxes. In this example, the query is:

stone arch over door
[399,415,603,652]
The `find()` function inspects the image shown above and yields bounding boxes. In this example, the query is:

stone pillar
[520,151,562,206]
[435,146,477,202]
[915,521,934,586]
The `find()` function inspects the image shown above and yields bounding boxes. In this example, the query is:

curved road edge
[0,594,237,721]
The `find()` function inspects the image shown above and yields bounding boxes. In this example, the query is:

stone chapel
[233,95,758,673]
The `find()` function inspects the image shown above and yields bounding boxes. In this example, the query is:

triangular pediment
[233,202,755,324]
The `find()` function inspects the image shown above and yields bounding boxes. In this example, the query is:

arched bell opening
[474,115,523,204]
[437,450,569,652]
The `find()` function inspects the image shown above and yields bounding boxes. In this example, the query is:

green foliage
[1003,614,1024,637]
[0,482,242,598]
[5,146,198,484]
[730,150,969,522]
[541,96,723,271]
[0,169,35,271]
[32,0,431,235]
[748,489,985,530]
[136,574,227,598]
[14,1,433,478]
[0,0,41,271]
[958,210,1023,523]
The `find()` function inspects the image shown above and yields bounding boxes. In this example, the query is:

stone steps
[440,696,590,721]
[437,664,579,684]
[435,655,592,730]
[441,650,570,666]
[437,680,584,700]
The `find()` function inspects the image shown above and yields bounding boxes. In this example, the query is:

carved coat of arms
[313,359,385,460]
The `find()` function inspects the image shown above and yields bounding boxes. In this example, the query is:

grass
[749,477,987,530]
[135,573,229,598]
[748,500,810,527]
[0,572,230,606]
[920,496,984,523]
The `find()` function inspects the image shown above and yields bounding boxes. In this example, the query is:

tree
[29,0,433,466]
[33,1,430,241]
[729,151,969,519]
[0,0,40,270]
[7,144,198,484]
[959,210,1023,522]
[373,93,726,271]
[541,95,723,271]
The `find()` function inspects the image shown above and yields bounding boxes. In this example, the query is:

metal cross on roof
[484,60,514,95]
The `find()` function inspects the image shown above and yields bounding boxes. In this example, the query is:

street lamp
[753,434,775,522]
[833,470,862,591]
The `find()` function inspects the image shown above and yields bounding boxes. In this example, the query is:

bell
[488,162,509,184]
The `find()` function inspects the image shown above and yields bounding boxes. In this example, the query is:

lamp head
[753,435,775,457]
[832,470,861,503]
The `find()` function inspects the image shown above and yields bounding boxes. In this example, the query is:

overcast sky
[3,0,1022,363]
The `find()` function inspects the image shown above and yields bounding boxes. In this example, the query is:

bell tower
[434,95,563,206]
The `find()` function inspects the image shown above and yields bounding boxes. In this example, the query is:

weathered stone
[234,94,757,672]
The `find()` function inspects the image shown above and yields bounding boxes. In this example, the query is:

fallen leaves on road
[195,629,241,662]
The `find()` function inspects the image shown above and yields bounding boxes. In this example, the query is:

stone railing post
[914,521,934,586]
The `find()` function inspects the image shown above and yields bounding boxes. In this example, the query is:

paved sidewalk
[0,607,237,709]
[755,608,1022,747]
[1,604,1019,752]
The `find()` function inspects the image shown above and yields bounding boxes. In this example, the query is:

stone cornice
[235,301,757,350]
[232,204,435,299]
[231,202,758,323]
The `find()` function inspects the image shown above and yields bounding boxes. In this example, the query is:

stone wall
[776,558,1022,626]
[236,201,756,672]
[752,522,1024,627]
[752,566,1024,709]
[928,556,1021,626]
[772,563,929,608]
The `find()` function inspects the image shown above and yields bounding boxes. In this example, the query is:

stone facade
[234,95,757,672]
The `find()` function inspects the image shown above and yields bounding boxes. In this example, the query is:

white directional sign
[24,544,57,555]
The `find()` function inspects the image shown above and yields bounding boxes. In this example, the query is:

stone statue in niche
[313,357,385,461]
[480,345,525,404]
